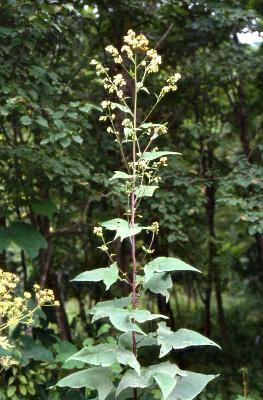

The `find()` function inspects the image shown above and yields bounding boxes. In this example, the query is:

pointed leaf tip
[72,263,119,290]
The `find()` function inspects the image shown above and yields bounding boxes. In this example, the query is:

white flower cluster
[160,72,181,96]
[105,45,122,63]
[146,49,162,73]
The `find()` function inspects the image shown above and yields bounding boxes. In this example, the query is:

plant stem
[131,53,138,400]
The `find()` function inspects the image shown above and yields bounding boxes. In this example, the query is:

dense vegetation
[0,1,262,399]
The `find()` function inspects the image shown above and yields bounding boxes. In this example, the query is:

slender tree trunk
[199,135,213,337]
[203,273,212,337]
[205,147,228,345]
[157,295,175,329]
[52,272,72,341]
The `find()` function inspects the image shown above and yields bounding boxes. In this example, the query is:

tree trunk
[205,147,228,345]
[157,295,175,329]
[52,272,72,341]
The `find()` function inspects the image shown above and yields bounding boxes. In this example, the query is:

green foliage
[31,200,57,220]
[0,222,47,258]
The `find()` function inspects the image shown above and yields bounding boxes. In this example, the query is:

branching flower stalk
[96,33,180,374]
[56,30,220,400]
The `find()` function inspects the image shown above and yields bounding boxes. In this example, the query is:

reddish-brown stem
[131,53,138,400]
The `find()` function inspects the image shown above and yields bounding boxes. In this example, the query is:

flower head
[151,221,160,234]
[147,49,162,73]
[93,226,103,237]
[123,29,149,51]
[105,45,122,63]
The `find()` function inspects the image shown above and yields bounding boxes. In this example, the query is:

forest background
[0,1,263,399]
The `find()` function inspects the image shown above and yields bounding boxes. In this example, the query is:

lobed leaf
[110,171,133,180]
[31,199,57,219]
[141,151,181,162]
[144,257,201,284]
[116,362,185,399]
[111,102,133,115]
[157,323,221,357]
[55,367,115,400]
[0,222,47,258]
[89,303,167,334]
[72,263,119,290]
[68,343,140,374]
[100,218,146,241]
[144,272,173,301]
[167,371,219,400]
[135,185,158,198]
[118,332,158,350]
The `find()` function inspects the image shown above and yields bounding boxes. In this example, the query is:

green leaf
[100,218,145,241]
[144,272,173,301]
[150,363,186,400]
[0,222,47,258]
[144,257,201,283]
[80,102,102,113]
[72,263,120,290]
[130,309,168,324]
[157,323,221,357]
[116,362,185,398]
[7,386,16,398]
[141,151,181,161]
[118,332,158,350]
[97,323,111,336]
[110,171,133,180]
[19,385,27,396]
[140,123,164,129]
[167,371,219,400]
[20,115,33,126]
[92,296,131,310]
[116,369,150,397]
[72,135,83,144]
[55,367,115,400]
[54,119,65,129]
[89,303,167,334]
[53,111,65,119]
[31,199,57,219]
[153,372,177,400]
[135,185,158,198]
[36,116,49,128]
[111,102,133,115]
[21,336,54,365]
[54,340,84,369]
[60,137,71,148]
[0,227,11,250]
[68,343,140,374]
[90,307,144,335]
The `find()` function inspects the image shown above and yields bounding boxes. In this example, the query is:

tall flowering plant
[56,30,220,400]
